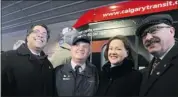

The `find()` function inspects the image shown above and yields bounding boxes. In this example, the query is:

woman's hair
[104,35,134,62]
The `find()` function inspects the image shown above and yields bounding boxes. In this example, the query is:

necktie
[75,65,81,76]
[150,58,161,75]
[74,65,81,96]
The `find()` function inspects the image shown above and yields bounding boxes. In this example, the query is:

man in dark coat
[136,14,178,96]
[1,24,54,97]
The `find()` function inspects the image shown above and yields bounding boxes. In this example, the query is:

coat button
[156,72,160,75]
[164,64,167,67]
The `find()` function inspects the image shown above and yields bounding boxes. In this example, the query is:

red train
[72,0,178,71]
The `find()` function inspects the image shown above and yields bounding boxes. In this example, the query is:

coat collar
[102,58,134,78]
[62,60,95,78]
[17,43,47,59]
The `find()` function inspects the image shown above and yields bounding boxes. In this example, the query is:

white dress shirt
[71,60,86,73]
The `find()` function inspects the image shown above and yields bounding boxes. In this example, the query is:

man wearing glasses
[136,14,178,96]
[1,24,54,96]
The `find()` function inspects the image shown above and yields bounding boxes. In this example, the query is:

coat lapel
[139,59,154,96]
[141,42,178,96]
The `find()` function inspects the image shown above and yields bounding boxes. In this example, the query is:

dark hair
[25,24,50,42]
[104,35,134,62]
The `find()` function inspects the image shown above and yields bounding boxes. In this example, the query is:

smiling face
[27,25,48,50]
[108,39,128,65]
[71,41,90,61]
[142,23,175,57]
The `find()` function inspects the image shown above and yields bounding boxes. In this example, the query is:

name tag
[63,77,70,80]
[62,75,71,80]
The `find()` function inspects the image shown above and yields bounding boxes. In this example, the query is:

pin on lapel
[156,72,160,75]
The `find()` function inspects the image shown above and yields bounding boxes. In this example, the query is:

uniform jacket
[96,59,142,97]
[1,44,55,97]
[55,60,99,96]
[140,41,178,97]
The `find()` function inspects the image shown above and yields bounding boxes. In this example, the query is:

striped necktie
[150,58,161,75]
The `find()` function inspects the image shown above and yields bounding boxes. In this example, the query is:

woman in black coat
[96,35,142,97]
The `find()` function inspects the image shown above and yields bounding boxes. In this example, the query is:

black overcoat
[96,59,142,97]
[140,42,178,97]
[1,44,55,97]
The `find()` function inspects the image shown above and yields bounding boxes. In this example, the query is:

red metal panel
[73,0,178,28]
[73,9,95,28]
[94,1,178,22]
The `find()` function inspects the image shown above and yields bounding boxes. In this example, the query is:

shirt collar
[160,43,175,60]
[71,60,86,72]
[29,48,40,56]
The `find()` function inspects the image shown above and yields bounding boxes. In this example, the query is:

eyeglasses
[31,30,47,36]
[141,26,171,38]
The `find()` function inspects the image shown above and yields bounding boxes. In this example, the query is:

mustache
[145,37,160,47]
